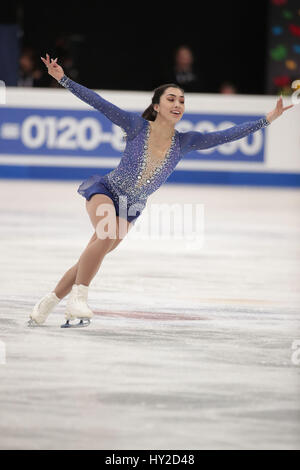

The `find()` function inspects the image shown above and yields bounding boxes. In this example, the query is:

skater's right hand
[41,53,64,81]
[266,96,294,123]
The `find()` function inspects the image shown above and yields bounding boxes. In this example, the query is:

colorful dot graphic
[283,9,293,19]
[271,0,288,5]
[270,44,288,60]
[285,59,297,70]
[268,0,300,94]
[293,44,300,53]
[272,26,283,35]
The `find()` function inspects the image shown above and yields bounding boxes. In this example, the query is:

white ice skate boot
[61,284,93,328]
[28,292,61,326]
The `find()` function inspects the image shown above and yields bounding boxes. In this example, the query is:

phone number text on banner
[0,107,266,162]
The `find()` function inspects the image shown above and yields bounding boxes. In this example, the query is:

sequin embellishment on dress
[135,122,176,189]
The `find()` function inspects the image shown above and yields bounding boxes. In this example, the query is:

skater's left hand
[266,96,294,124]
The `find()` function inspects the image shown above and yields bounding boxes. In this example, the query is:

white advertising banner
[0,87,299,186]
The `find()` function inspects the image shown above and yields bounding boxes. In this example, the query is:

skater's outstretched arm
[41,54,144,139]
[180,96,294,155]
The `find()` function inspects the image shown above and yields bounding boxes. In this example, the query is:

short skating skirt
[77,174,142,225]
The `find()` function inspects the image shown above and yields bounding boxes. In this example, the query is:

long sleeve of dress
[180,117,270,155]
[58,75,144,139]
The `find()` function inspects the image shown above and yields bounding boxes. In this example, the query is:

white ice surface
[0,179,299,450]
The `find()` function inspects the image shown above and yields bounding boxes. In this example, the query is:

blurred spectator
[50,34,80,87]
[158,45,204,92]
[18,47,50,87]
[219,81,237,94]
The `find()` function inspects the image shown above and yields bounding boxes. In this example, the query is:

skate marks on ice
[93,309,208,321]
[1,298,300,450]
[0,181,300,449]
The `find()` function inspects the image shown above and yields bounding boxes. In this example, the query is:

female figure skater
[29,54,293,328]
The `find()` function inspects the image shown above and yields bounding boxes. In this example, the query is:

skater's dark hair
[142,83,185,121]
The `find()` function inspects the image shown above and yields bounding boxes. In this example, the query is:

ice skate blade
[61,319,91,329]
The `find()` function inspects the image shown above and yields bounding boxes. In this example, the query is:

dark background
[2,0,271,93]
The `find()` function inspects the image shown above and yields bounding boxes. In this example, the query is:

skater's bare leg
[75,194,132,286]
[53,220,129,299]
[74,237,114,286]
[52,231,98,299]
[53,264,78,300]
[53,194,132,297]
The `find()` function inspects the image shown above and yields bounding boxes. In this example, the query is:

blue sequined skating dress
[58,75,270,224]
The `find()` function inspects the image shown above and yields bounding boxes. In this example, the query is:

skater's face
[154,87,185,123]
